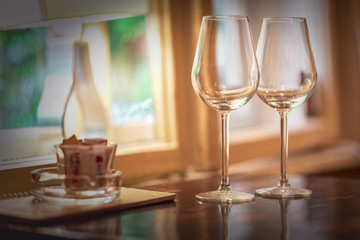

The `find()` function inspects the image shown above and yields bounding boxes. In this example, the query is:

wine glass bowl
[255,17,317,198]
[192,15,259,203]
[197,83,258,112]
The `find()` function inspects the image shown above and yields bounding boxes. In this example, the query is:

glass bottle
[62,41,107,139]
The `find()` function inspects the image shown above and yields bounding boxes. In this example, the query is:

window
[0,1,184,174]
[196,0,340,169]
[0,0,342,187]
[0,0,189,185]
[159,0,341,172]
[0,26,59,167]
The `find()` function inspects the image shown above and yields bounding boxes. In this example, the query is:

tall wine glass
[192,15,259,203]
[255,18,317,198]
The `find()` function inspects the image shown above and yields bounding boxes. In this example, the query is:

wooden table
[1,173,360,239]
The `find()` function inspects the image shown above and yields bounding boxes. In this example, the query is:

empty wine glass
[255,18,317,198]
[192,15,259,203]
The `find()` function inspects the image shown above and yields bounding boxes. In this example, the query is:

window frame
[0,0,342,189]
[69,0,342,182]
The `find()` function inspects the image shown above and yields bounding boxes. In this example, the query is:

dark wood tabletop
[1,173,360,240]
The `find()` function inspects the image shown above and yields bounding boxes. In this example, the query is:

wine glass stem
[219,113,231,191]
[279,111,290,188]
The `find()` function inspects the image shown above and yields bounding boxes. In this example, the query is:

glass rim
[203,15,249,20]
[262,17,306,22]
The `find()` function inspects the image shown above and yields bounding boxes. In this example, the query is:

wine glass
[192,15,259,203]
[255,18,317,198]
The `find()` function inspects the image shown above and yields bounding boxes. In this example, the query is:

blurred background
[0,0,359,192]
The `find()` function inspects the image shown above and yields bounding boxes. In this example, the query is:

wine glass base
[196,190,255,203]
[255,186,312,199]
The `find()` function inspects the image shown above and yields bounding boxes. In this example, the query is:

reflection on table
[1,174,360,239]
